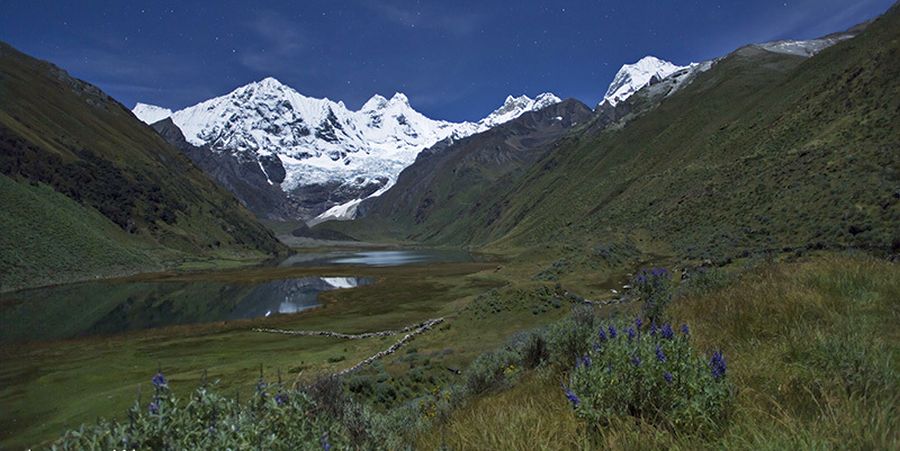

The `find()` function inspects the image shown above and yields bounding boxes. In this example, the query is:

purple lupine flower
[598,328,608,342]
[151,372,167,388]
[650,321,658,336]
[275,393,288,406]
[148,400,159,415]
[651,267,670,278]
[608,325,618,339]
[664,372,673,383]
[562,384,580,407]
[256,378,268,399]
[626,327,636,341]
[680,324,690,336]
[661,324,675,340]
[593,342,602,352]
[635,317,643,330]
[321,432,331,451]
[709,351,727,379]
[631,354,642,367]
[635,273,647,285]
[581,355,592,368]
[656,345,667,363]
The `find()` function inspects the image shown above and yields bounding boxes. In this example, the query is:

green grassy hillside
[351,99,593,243]
[0,174,156,290]
[334,6,899,264]
[0,42,287,290]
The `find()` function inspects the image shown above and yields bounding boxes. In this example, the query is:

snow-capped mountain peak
[389,92,409,105]
[361,94,389,111]
[133,102,173,125]
[477,92,562,129]
[601,56,687,107]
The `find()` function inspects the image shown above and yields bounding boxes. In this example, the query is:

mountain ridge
[133,79,562,219]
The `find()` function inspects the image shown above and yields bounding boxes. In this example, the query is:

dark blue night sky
[1,0,893,121]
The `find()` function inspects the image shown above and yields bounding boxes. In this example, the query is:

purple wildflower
[608,325,618,339]
[664,372,673,383]
[151,372,167,388]
[321,432,331,451]
[709,351,727,379]
[656,345,667,363]
[661,324,675,340]
[598,329,608,342]
[651,267,670,278]
[650,321,658,336]
[635,317,643,330]
[581,354,592,368]
[626,327,636,341]
[631,354,642,367]
[275,393,288,406]
[148,400,159,415]
[562,384,580,407]
[680,324,690,336]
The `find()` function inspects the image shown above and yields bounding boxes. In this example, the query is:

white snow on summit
[477,93,562,129]
[132,77,560,222]
[600,56,687,107]
[132,103,173,125]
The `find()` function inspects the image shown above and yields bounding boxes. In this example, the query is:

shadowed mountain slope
[0,42,286,290]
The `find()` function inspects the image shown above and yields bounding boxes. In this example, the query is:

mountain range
[133,80,562,220]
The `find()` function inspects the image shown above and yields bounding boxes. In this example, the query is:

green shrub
[546,309,595,369]
[508,331,550,369]
[564,318,733,435]
[53,371,394,450]
[463,348,521,395]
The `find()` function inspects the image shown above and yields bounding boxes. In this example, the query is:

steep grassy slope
[0,174,155,290]
[354,100,593,243]
[0,42,286,290]
[337,7,899,262]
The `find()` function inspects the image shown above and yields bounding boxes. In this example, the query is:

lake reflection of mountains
[234,277,371,318]
[0,277,371,342]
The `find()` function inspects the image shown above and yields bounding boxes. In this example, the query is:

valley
[1,2,898,449]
